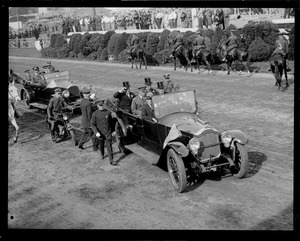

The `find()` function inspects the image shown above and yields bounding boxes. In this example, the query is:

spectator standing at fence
[223,8,230,29]
[192,8,198,28]
[206,8,213,29]
[133,10,140,29]
[156,10,164,29]
[197,8,203,29]
[180,10,187,28]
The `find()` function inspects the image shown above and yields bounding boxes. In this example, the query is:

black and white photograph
[7,5,297,235]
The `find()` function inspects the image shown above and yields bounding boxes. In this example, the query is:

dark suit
[141,103,155,121]
[78,98,97,149]
[113,91,136,112]
[91,109,113,161]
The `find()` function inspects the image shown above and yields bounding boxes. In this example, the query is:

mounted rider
[268,30,291,72]
[128,34,140,55]
[171,32,184,55]
[222,30,238,61]
[191,29,206,63]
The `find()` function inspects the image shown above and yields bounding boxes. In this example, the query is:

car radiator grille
[197,131,221,160]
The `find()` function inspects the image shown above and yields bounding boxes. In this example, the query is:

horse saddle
[227,48,237,57]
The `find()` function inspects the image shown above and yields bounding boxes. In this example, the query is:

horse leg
[134,58,138,69]
[131,59,134,68]
[10,118,19,143]
[196,58,200,74]
[144,55,147,69]
[174,57,177,71]
[284,62,289,88]
[227,60,231,75]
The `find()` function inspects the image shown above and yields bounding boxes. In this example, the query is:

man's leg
[78,128,89,149]
[99,138,105,159]
[106,139,116,165]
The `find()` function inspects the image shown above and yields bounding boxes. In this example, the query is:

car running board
[125,143,159,165]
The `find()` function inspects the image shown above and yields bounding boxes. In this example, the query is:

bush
[87,51,98,61]
[56,43,71,58]
[101,30,115,49]
[153,49,172,65]
[87,33,103,51]
[79,33,93,56]
[114,32,130,60]
[97,47,103,60]
[118,49,131,62]
[68,33,81,51]
[77,52,84,60]
[146,32,160,56]
[203,29,214,41]
[55,34,67,48]
[136,32,150,48]
[157,29,170,52]
[50,34,57,48]
[248,37,271,61]
[210,26,224,64]
[242,22,257,49]
[100,47,108,61]
[73,34,83,56]
[107,33,120,56]
[288,26,294,60]
[68,51,76,58]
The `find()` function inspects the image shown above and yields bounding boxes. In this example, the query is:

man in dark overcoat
[91,100,117,165]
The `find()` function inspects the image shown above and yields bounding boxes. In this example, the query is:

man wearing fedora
[78,87,98,151]
[144,77,159,98]
[32,67,47,86]
[131,86,146,117]
[222,29,238,62]
[91,100,117,165]
[47,88,69,142]
[113,81,136,113]
[268,31,291,72]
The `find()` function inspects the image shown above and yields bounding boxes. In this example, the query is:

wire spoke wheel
[167,148,187,193]
[233,143,249,178]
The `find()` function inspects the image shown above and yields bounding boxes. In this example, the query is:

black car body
[106,90,249,193]
[20,70,81,110]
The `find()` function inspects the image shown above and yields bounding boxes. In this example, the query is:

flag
[163,123,182,149]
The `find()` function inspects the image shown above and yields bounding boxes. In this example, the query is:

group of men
[46,75,179,166]
[24,63,57,86]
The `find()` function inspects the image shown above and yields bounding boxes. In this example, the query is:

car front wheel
[167,148,187,193]
[233,143,249,178]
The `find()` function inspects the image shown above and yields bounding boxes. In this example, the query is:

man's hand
[96,132,100,137]
[152,118,158,123]
[119,87,127,93]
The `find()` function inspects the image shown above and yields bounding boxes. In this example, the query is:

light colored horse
[9,79,21,144]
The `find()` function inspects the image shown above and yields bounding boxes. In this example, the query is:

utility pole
[92,8,96,17]
[16,7,20,31]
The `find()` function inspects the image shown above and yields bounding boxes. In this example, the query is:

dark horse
[217,42,251,77]
[194,48,213,75]
[269,53,289,90]
[128,45,147,69]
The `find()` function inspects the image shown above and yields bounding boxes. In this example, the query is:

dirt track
[8,56,294,231]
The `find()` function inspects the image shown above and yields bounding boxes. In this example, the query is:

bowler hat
[82,87,91,94]
[122,81,130,89]
[33,67,39,71]
[138,86,147,93]
[157,81,165,89]
[144,77,152,86]
[24,69,30,73]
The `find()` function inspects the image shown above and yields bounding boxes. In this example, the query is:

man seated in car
[32,67,47,86]
[141,96,157,123]
[113,81,136,113]
[131,86,146,117]
[24,69,33,84]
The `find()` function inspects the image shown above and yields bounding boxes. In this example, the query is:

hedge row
[41,21,295,64]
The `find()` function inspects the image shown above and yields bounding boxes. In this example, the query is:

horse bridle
[9,85,20,101]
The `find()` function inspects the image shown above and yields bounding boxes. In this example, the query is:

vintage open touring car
[106,90,249,193]
[20,70,82,111]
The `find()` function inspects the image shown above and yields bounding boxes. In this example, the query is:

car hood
[159,113,214,135]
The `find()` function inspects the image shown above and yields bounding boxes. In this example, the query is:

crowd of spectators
[9,8,293,40]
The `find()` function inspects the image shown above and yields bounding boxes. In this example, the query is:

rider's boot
[286,60,291,72]
[51,130,56,142]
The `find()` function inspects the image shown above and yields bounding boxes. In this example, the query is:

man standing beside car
[78,87,98,151]
[91,100,117,166]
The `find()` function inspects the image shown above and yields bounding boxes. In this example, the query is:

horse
[269,53,289,90]
[216,42,251,77]
[194,48,213,75]
[9,69,26,85]
[9,78,21,144]
[128,45,147,69]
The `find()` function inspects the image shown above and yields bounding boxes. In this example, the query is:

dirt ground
[7,54,294,234]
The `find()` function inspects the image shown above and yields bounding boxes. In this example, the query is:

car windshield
[152,90,197,119]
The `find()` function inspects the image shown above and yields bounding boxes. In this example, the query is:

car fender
[21,86,35,101]
[227,129,248,145]
[167,142,189,157]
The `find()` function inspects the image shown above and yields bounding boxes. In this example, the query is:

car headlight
[188,137,200,155]
[62,90,70,98]
[63,115,68,120]
[221,131,232,148]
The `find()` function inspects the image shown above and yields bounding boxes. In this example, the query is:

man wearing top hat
[222,29,238,62]
[91,100,117,166]
[47,88,70,142]
[43,62,56,74]
[144,77,159,98]
[131,86,146,117]
[32,67,47,86]
[268,30,291,72]
[78,87,98,151]
[113,81,136,113]
[156,81,165,95]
